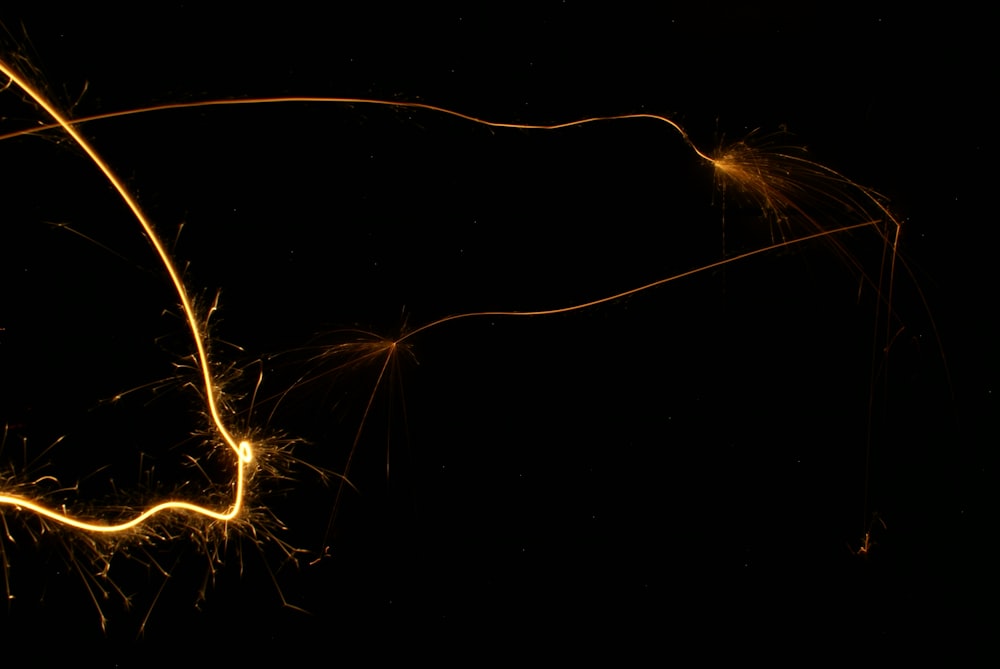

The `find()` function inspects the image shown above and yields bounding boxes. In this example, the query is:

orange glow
[0,59,253,531]
[1,63,904,603]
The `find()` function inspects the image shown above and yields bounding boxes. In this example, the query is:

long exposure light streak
[0,56,911,625]
[0,58,253,531]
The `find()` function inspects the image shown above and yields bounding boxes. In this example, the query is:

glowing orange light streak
[0,97,714,162]
[0,59,252,530]
[0,442,251,533]
[395,222,876,343]
[0,77,903,556]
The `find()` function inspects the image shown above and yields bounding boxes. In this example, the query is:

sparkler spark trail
[0,97,714,162]
[1,59,916,629]
[0,60,253,530]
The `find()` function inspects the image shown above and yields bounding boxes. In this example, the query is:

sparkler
[0,52,914,630]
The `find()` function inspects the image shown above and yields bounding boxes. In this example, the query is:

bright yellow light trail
[0,58,253,531]
[0,442,251,532]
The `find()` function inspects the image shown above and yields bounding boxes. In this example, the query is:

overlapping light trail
[0,67,894,542]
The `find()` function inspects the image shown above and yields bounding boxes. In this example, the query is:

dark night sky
[0,4,995,660]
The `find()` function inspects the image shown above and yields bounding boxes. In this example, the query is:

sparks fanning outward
[0,53,911,625]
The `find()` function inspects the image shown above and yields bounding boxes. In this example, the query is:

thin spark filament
[0,97,716,162]
[396,222,876,344]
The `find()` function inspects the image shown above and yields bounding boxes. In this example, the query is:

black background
[0,4,995,661]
